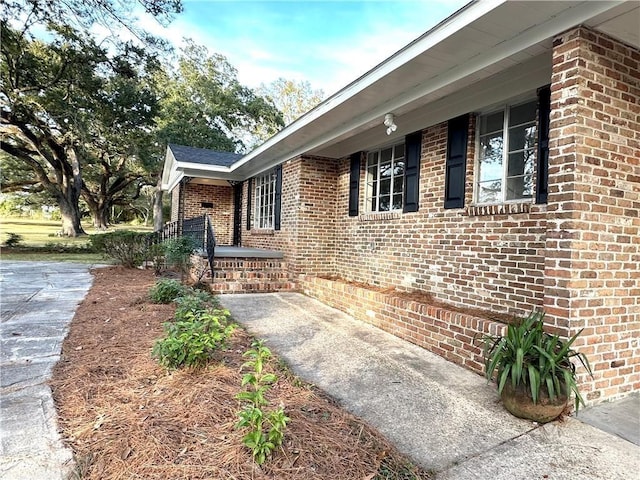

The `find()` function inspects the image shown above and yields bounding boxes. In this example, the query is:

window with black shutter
[444,114,469,209]
[246,177,253,230]
[348,152,361,216]
[536,86,550,204]
[274,164,282,230]
[403,131,422,213]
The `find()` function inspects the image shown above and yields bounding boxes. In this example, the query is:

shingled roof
[168,144,243,168]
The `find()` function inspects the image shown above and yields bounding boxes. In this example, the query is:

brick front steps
[191,254,296,293]
[300,275,508,376]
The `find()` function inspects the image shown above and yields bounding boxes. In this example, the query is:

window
[253,170,276,229]
[476,100,537,204]
[365,143,405,212]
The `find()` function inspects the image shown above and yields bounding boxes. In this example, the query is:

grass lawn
[0,217,151,263]
[0,217,152,247]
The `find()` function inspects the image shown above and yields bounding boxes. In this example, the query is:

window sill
[358,211,402,222]
[249,229,275,236]
[466,202,533,217]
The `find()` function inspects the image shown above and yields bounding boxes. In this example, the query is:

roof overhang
[161,146,243,191]
[163,0,639,186]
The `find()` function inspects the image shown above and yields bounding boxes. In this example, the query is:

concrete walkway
[220,292,640,480]
[0,261,96,480]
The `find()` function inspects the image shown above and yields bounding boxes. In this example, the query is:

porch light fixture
[384,113,397,135]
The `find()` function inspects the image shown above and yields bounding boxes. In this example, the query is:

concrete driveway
[0,261,95,480]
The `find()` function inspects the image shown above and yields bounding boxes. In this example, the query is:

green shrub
[2,232,24,248]
[152,309,235,369]
[90,230,151,267]
[148,279,186,304]
[165,237,197,279]
[174,291,218,319]
[146,242,166,275]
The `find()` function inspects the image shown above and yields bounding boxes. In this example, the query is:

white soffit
[585,2,640,48]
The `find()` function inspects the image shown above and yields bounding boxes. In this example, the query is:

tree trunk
[92,207,110,230]
[59,197,85,237]
[153,175,164,232]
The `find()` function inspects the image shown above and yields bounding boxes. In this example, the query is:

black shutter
[536,85,551,204]
[246,177,253,230]
[444,114,469,209]
[403,131,422,213]
[348,152,361,217]
[274,165,282,230]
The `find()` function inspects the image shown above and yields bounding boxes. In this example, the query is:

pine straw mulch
[50,266,430,480]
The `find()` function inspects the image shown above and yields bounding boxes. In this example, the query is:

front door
[232,183,242,246]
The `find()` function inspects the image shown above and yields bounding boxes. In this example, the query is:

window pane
[379,195,390,211]
[510,101,536,126]
[380,178,391,196]
[480,111,504,135]
[367,151,378,165]
[393,176,403,195]
[381,147,392,163]
[394,144,405,159]
[479,155,502,182]
[508,124,536,152]
[480,132,503,160]
[380,161,392,178]
[477,180,502,203]
[507,151,534,177]
[394,160,405,176]
[392,194,403,210]
[506,175,533,200]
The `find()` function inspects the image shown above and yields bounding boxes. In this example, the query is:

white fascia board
[243,0,623,165]
[161,148,176,187]
[163,171,184,192]
[227,0,503,173]
[175,161,232,173]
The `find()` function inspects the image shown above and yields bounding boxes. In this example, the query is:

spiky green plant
[483,311,592,412]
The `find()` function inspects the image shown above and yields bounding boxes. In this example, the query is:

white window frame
[253,169,276,229]
[474,99,537,205]
[365,142,405,213]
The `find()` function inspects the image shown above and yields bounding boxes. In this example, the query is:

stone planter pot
[501,382,568,423]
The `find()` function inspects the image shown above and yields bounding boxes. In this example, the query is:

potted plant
[483,311,593,423]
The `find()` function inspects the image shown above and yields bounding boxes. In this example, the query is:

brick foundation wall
[183,182,234,245]
[301,276,506,375]
[546,27,640,403]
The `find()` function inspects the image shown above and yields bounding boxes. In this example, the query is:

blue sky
[141,0,469,96]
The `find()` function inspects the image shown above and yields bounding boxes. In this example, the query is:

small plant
[483,310,593,418]
[152,309,235,369]
[235,340,289,465]
[149,279,186,304]
[2,232,23,248]
[146,242,166,275]
[164,237,197,280]
[90,230,151,268]
[174,290,218,319]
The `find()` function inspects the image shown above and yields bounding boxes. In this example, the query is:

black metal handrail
[150,215,216,278]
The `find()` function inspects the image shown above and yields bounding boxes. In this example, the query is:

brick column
[546,27,640,403]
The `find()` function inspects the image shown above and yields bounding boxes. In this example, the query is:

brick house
[162,1,639,404]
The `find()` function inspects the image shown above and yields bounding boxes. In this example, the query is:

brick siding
[545,27,640,402]
[182,182,235,245]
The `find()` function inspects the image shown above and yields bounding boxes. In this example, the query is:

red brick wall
[242,156,338,276]
[183,182,234,245]
[332,121,547,318]
[170,183,181,223]
[546,27,640,403]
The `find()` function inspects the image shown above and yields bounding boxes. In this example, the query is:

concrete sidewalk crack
[435,425,541,477]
